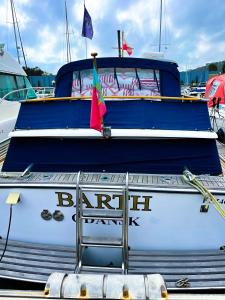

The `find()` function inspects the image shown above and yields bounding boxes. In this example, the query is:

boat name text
[56,192,152,211]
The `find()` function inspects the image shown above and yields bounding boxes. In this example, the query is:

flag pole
[85,38,87,59]
[91,52,97,68]
[117,30,121,57]
[122,31,124,58]
[84,0,87,59]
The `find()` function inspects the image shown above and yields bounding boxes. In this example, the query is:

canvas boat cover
[205,74,225,107]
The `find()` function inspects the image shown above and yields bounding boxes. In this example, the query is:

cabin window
[208,80,220,97]
[0,73,17,99]
[0,74,36,100]
[17,76,36,99]
[71,68,161,97]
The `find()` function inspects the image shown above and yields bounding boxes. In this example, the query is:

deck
[0,239,225,290]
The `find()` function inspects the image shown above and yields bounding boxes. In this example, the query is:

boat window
[0,73,17,100]
[0,74,36,100]
[23,77,37,99]
[208,80,220,97]
[71,68,161,97]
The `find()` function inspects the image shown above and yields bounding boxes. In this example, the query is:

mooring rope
[182,169,225,219]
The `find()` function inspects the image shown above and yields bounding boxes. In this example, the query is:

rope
[182,169,225,219]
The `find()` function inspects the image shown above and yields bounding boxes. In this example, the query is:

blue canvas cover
[55,57,180,97]
[3,56,220,176]
[15,99,211,131]
[2,137,221,175]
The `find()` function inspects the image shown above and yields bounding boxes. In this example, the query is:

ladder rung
[81,265,123,273]
[80,187,125,194]
[82,209,123,220]
[81,236,123,248]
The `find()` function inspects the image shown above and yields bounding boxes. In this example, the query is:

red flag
[90,86,101,131]
[122,41,133,56]
[90,66,106,132]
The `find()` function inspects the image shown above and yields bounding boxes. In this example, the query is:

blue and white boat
[0,55,224,294]
[0,45,35,144]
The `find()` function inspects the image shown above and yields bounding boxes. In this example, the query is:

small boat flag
[90,58,107,132]
[122,40,133,56]
[122,32,133,56]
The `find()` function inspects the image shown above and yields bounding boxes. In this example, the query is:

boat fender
[44,272,168,299]
[217,128,225,144]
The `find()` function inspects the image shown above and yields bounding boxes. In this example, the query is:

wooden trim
[23,95,205,103]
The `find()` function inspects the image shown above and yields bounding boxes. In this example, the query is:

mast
[158,0,162,52]
[12,0,27,68]
[117,30,121,58]
[10,0,27,67]
[10,0,20,64]
[65,0,71,63]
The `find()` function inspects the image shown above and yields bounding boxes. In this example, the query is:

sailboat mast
[65,0,71,63]
[158,0,162,52]
[10,0,20,64]
[12,0,27,68]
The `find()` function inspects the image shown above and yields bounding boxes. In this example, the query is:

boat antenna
[10,0,27,68]
[158,0,162,52]
[65,0,71,63]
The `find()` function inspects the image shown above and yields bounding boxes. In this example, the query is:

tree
[222,62,225,74]
[208,63,218,72]
[23,66,46,76]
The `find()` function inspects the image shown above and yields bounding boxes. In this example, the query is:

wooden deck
[1,239,225,290]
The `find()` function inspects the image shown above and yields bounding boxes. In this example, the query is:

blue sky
[1,0,225,74]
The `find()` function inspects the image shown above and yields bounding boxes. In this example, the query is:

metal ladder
[75,171,129,274]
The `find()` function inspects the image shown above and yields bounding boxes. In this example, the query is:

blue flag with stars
[82,5,93,40]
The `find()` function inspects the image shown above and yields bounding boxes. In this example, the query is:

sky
[1,0,225,74]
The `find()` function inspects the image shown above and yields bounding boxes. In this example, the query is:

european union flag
[82,5,93,40]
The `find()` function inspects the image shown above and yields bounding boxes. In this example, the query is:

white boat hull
[0,174,224,252]
[0,100,20,143]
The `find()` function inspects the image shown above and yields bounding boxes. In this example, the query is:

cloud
[2,0,225,75]
[0,0,31,30]
[116,0,160,36]
[72,0,112,23]
[25,25,65,67]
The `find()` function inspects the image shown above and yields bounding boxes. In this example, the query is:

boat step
[0,239,76,283]
[1,239,225,290]
[82,209,123,220]
[80,187,125,193]
[81,236,123,247]
[129,249,225,290]
[80,265,123,274]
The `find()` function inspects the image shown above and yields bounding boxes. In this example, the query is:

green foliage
[222,62,225,74]
[208,63,218,72]
[23,66,47,76]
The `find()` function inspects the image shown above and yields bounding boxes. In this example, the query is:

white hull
[0,173,224,252]
[0,100,20,143]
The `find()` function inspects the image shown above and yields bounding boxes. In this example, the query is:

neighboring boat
[0,55,224,292]
[205,74,225,142]
[0,45,35,144]
[182,82,206,98]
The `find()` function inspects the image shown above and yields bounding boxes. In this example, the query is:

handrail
[1,87,55,102]
[23,95,207,103]
[1,87,36,102]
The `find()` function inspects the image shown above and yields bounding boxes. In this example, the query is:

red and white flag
[122,33,133,56]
